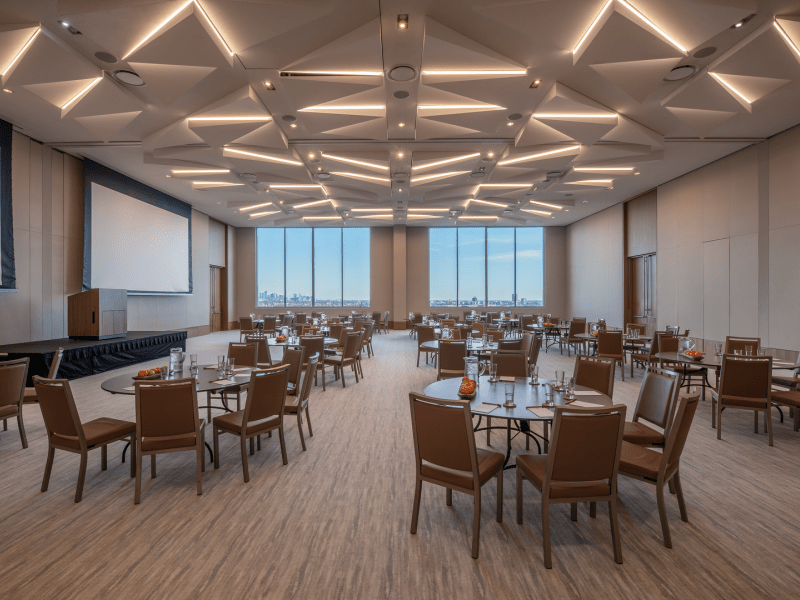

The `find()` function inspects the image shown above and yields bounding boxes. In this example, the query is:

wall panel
[702,238,729,342]
[768,224,800,350]
[729,234,758,338]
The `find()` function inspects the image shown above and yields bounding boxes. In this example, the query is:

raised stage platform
[0,331,187,384]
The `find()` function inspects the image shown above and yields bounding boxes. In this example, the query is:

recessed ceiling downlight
[507,113,523,121]
[392,172,409,178]
[469,172,487,178]
[112,70,145,86]
[664,65,698,81]
[388,66,417,82]
[282,115,297,123]
[95,51,118,64]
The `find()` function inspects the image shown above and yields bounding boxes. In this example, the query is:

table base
[473,416,547,469]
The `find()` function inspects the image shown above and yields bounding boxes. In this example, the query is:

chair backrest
[438,341,467,376]
[665,325,679,334]
[574,356,615,398]
[135,378,200,448]
[491,351,527,377]
[295,313,307,324]
[648,331,673,358]
[364,321,375,342]
[297,353,318,408]
[530,333,543,366]
[409,393,478,487]
[227,342,258,368]
[485,329,504,343]
[311,312,321,319]
[472,322,485,336]
[519,315,534,331]
[383,311,390,326]
[48,348,64,379]
[545,404,626,497]
[240,317,253,332]
[634,367,679,430]
[299,336,325,367]
[521,332,534,360]
[263,316,277,331]
[372,311,381,322]
[441,319,455,329]
[498,338,522,351]
[597,330,624,356]
[245,335,272,366]
[568,320,586,339]
[282,314,294,327]
[244,365,290,425]
[417,325,436,346]
[449,328,462,340]
[663,393,700,475]
[626,323,645,335]
[32,376,83,445]
[572,317,587,322]
[413,314,424,325]
[342,332,362,360]
[0,358,29,410]
[718,354,772,404]
[724,336,761,354]
[659,336,679,354]
[353,320,365,332]
[280,346,306,391]
[329,324,344,341]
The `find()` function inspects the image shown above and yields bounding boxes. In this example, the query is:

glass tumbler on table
[745,345,753,356]
[489,362,498,382]
[529,365,539,385]
[217,355,225,374]
[190,354,198,375]
[504,382,516,408]
[715,343,722,356]
[555,370,564,391]
[566,377,575,400]
[226,358,235,376]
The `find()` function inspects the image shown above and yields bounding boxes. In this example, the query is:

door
[629,254,657,337]
[210,267,223,332]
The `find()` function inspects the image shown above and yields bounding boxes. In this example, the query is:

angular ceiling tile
[416,118,480,139]
[421,17,524,71]
[515,117,575,147]
[664,71,747,113]
[283,18,382,72]
[3,29,98,87]
[532,116,617,145]
[231,121,288,149]
[665,106,738,138]
[599,115,664,147]
[61,75,143,118]
[411,170,470,186]
[0,25,39,80]
[127,62,216,106]
[21,78,99,109]
[321,117,387,140]
[73,110,141,142]
[188,119,268,148]
[280,77,379,112]
[590,57,682,102]
[711,72,790,106]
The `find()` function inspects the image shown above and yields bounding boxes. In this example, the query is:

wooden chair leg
[42,446,55,492]
[542,500,552,568]
[257,434,261,451]
[571,503,578,522]
[590,502,597,518]
[151,454,157,478]
[134,444,143,504]
[673,471,688,522]
[716,402,722,439]
[249,436,255,456]
[101,445,108,471]
[496,470,503,523]
[240,435,250,483]
[609,498,623,564]
[305,406,313,437]
[656,483,672,548]
[410,479,422,534]
[75,451,88,503]
[196,440,203,495]
[297,412,306,451]
[765,408,773,446]
[321,365,326,391]
[487,417,492,445]
[213,427,220,469]
[129,435,136,477]
[516,469,524,524]
[446,487,452,506]
[17,412,28,449]
[754,409,759,433]
[472,490,481,559]
[278,426,288,465]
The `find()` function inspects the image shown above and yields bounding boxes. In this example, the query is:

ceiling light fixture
[294,199,331,208]
[1,28,40,77]
[263,81,275,90]
[422,70,526,75]
[123,0,233,60]
[410,171,469,183]
[412,152,480,170]
[249,210,280,217]
[617,0,687,52]
[534,113,616,118]
[192,181,245,186]
[459,215,497,220]
[573,166,633,172]
[498,145,581,166]
[303,216,340,221]
[269,184,324,189]
[521,208,552,216]
[351,208,392,212]
[398,123,405,127]
[290,123,297,128]
[322,153,388,170]
[308,153,315,159]
[299,105,385,111]
[531,79,541,88]
[171,168,230,174]
[529,200,563,210]
[408,207,449,212]
[775,20,800,58]
[61,77,103,110]
[238,202,273,212]
[407,214,438,219]
[224,148,303,165]
[418,104,504,110]
[397,152,404,157]
[331,172,392,183]
[280,70,383,77]
[710,72,752,104]
[732,14,755,29]
[187,116,271,121]
[472,199,508,208]
[397,14,408,29]
[398,188,402,192]
[573,0,613,55]
[2,89,12,94]
[567,179,613,184]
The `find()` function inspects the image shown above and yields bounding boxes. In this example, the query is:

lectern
[68,289,127,339]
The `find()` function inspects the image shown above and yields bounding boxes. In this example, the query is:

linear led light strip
[522,208,552,216]
[418,104,504,110]
[321,153,388,171]
[567,179,612,184]
[331,172,392,183]
[225,148,303,166]
[573,167,633,172]
[408,208,449,212]
[269,184,323,189]
[187,116,272,121]
[472,199,508,208]
[355,215,393,219]
[412,152,480,170]
[351,208,392,212]
[293,199,331,208]
[422,70,526,75]
[410,171,468,183]
[281,71,383,76]
[192,181,244,186]
[1,28,40,76]
[478,183,533,188]
[62,77,103,110]
[123,0,233,59]
[533,113,616,118]
[709,72,751,104]
[775,20,800,58]
[238,202,273,212]
[304,216,341,220]
[407,214,439,218]
[530,200,563,211]
[498,145,580,166]
[459,215,497,220]
[299,105,385,111]
[249,210,280,217]
[172,168,229,174]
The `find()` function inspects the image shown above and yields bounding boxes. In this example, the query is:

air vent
[95,51,118,64]
[392,171,409,178]
[282,115,297,123]
[388,66,417,82]
[469,172,487,178]
[393,91,410,99]
[112,70,145,86]
[315,172,331,180]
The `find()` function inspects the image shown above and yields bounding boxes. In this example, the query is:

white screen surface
[90,183,190,293]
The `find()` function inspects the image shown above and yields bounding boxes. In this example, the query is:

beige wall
[565,204,625,327]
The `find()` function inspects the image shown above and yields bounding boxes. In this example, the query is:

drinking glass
[567,377,575,399]
[555,370,564,391]
[226,358,235,376]
[159,365,168,379]
[744,345,753,356]
[734,349,742,356]
[543,383,555,407]
[504,382,516,408]
[757,348,767,356]
[490,363,498,382]
[482,333,488,346]
[217,355,225,372]
[529,365,539,385]
[190,354,198,374]
[715,343,722,356]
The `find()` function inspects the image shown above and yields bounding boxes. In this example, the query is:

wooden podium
[68,289,127,339]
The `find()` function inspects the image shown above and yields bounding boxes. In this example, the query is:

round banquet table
[267,336,337,347]
[420,340,498,354]
[423,377,612,468]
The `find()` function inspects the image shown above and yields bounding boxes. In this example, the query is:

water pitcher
[169,348,185,374]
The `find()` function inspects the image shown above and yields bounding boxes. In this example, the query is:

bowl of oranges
[683,350,704,361]
[134,368,162,380]
[276,335,287,342]
[458,377,477,399]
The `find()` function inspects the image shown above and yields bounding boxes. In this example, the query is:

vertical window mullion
[283,228,287,308]
[484,227,488,309]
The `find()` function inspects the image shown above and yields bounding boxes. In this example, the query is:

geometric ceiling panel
[283,18,382,72]
[515,118,575,147]
[664,106,738,139]
[298,86,385,116]
[499,144,581,167]
[320,117,387,139]
[73,110,141,142]
[299,112,379,136]
[532,116,617,146]
[776,16,800,56]
[410,170,470,186]
[422,17,525,71]
[127,63,216,107]
[711,73,790,108]
[535,82,617,116]
[424,76,530,107]
[422,110,508,133]
[3,29,98,88]
[590,57,682,103]
[21,78,99,109]
[572,143,652,163]
[0,24,39,82]
[599,115,664,148]
[663,72,748,114]
[231,121,288,150]
[142,116,205,151]
[280,78,380,112]
[190,85,271,119]
[530,83,617,144]
[61,75,143,118]
[188,119,268,148]
[416,118,480,140]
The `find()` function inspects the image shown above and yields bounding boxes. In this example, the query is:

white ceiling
[0,0,798,228]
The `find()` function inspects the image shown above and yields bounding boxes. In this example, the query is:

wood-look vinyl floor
[1,330,799,599]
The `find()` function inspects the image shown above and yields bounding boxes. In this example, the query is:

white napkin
[472,403,499,414]
[210,379,235,386]
[122,386,136,391]
[499,376,515,382]
[571,400,602,408]
[528,407,554,418]
[233,367,252,372]
[203,365,219,370]
[573,390,601,396]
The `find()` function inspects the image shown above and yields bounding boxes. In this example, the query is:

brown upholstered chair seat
[285,394,302,412]
[51,417,135,450]
[24,387,38,401]
[141,431,202,452]
[214,411,278,436]
[773,376,800,386]
[516,454,611,499]
[710,389,767,409]
[0,404,17,418]
[618,441,662,480]
[771,390,800,406]
[623,421,664,446]
[630,352,651,363]
[420,447,503,490]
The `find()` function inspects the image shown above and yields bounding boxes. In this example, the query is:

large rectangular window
[256,228,370,307]
[429,227,544,308]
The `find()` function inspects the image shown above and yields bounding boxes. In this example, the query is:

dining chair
[34,376,135,502]
[134,378,205,504]
[372,311,382,325]
[711,354,773,445]
[450,328,462,340]
[382,311,390,334]
[326,333,361,387]
[213,365,290,482]
[0,358,30,448]
[441,319,456,329]
[295,313,307,325]
[618,393,699,548]
[724,336,761,354]
[281,314,294,327]
[471,322,486,337]
[485,329,504,343]
[239,317,255,342]
[23,348,63,404]
[286,354,317,451]
[411,314,424,339]
[624,367,679,447]
[665,325,680,335]
[262,316,277,337]
[564,320,586,357]
[409,392,504,559]
[362,321,376,357]
[355,330,367,379]
[574,356,615,398]
[245,335,273,367]
[299,335,327,391]
[498,339,523,351]
[280,346,306,396]
[516,404,627,568]
[630,331,673,378]
[491,351,527,378]
[417,325,437,367]
[529,333,543,367]
[437,340,467,381]
[223,341,259,410]
[597,330,626,381]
